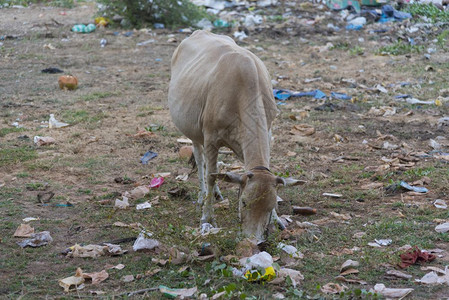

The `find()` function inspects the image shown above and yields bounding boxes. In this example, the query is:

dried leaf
[321,283,347,294]
[340,260,359,273]
[330,212,351,220]
[270,268,304,288]
[290,124,315,136]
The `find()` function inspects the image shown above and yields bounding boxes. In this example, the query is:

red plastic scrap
[398,246,436,269]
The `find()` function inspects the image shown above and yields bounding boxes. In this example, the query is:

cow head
[212,168,288,242]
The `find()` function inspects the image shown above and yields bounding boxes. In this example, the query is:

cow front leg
[193,143,207,205]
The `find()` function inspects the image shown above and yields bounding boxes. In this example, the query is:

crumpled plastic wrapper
[17,231,52,248]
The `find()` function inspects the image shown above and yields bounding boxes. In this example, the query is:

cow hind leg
[201,142,219,228]
[193,143,207,205]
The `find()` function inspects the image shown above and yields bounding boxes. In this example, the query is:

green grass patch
[376,40,425,56]
[405,3,449,23]
[0,127,25,137]
[79,91,117,102]
[0,146,37,167]
[61,110,108,125]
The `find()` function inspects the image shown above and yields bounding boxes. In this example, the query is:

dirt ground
[1,1,449,299]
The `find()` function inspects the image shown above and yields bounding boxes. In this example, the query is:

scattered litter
[331,92,351,100]
[105,263,125,270]
[66,243,127,258]
[368,106,396,117]
[270,268,303,288]
[34,136,56,146]
[196,18,213,30]
[245,266,276,282]
[41,67,63,74]
[200,223,221,235]
[386,269,412,280]
[115,196,129,209]
[292,206,316,215]
[159,285,197,298]
[374,239,392,246]
[133,232,159,251]
[321,282,347,294]
[22,217,39,222]
[435,223,449,233]
[346,17,366,31]
[140,151,158,164]
[405,98,434,105]
[43,43,56,50]
[241,251,273,270]
[353,232,366,239]
[429,139,443,150]
[100,38,107,48]
[323,193,342,198]
[149,176,164,188]
[371,283,413,299]
[368,242,382,248]
[14,223,34,237]
[274,89,326,100]
[122,275,134,283]
[340,260,359,273]
[137,39,156,46]
[177,138,193,144]
[375,84,388,94]
[59,268,84,292]
[398,246,436,269]
[336,276,366,285]
[82,270,109,285]
[129,186,150,199]
[400,181,428,193]
[94,16,109,27]
[58,75,78,90]
[154,23,165,29]
[416,266,449,285]
[17,231,52,248]
[233,30,248,41]
[330,211,351,220]
[290,124,315,136]
[434,199,447,209]
[277,243,304,259]
[72,24,96,33]
[136,201,151,210]
[49,114,69,128]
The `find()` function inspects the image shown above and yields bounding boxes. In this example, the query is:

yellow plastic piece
[245,266,276,282]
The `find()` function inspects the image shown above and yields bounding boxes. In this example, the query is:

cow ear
[210,172,242,184]
[275,177,286,186]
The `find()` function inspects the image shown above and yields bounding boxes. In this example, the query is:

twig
[51,18,63,25]
[119,287,159,297]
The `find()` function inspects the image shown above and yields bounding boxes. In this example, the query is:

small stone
[179,146,193,160]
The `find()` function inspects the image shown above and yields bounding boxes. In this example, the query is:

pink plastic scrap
[149,177,164,188]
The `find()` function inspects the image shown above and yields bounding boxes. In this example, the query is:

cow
[168,30,298,242]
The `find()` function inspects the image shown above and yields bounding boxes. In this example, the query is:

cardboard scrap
[14,223,35,237]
